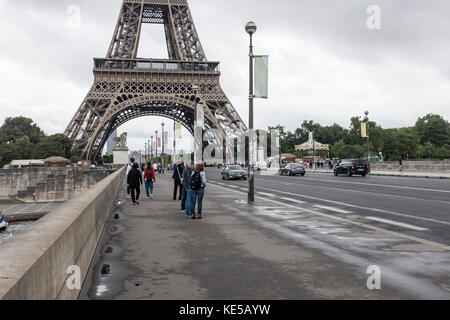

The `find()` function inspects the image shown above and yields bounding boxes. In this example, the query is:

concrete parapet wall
[0,168,111,203]
[371,160,450,172]
[0,167,125,300]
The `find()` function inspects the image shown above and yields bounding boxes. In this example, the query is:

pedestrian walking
[399,158,403,171]
[127,163,143,205]
[181,161,194,213]
[187,162,206,220]
[126,158,136,199]
[172,161,184,201]
[144,162,156,199]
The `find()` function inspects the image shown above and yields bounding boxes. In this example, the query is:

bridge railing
[94,58,220,73]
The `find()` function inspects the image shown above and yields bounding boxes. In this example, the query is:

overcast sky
[0,0,449,152]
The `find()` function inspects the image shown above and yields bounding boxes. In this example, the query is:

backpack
[190,171,202,190]
[145,169,153,182]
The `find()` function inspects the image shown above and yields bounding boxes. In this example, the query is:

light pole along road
[246,21,257,204]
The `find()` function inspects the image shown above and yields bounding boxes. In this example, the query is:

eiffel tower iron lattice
[65,0,247,161]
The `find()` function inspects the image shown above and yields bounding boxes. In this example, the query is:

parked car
[279,163,306,176]
[334,159,368,177]
[222,165,248,180]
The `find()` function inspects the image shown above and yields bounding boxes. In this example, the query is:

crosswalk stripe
[280,197,306,204]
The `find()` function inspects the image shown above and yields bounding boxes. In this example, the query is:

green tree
[0,116,44,144]
[33,134,73,159]
[415,114,450,147]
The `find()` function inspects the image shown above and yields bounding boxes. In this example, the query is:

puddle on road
[0,221,34,245]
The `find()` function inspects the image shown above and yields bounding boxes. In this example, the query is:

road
[206,168,450,246]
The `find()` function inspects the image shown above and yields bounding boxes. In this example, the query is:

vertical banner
[254,55,269,99]
[157,137,161,148]
[164,131,169,145]
[194,103,205,163]
[176,123,183,139]
[361,122,368,138]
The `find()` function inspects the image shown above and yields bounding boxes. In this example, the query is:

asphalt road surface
[206,168,450,246]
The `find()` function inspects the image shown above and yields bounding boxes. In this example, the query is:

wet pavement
[0,221,34,245]
[79,173,450,300]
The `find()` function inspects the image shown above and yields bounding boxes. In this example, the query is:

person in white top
[126,158,135,198]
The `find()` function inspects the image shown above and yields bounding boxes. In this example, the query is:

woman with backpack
[144,162,156,199]
[187,162,206,220]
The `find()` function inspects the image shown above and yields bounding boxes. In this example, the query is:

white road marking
[239,188,248,191]
[365,217,428,231]
[275,175,450,194]
[258,192,276,197]
[209,182,450,251]
[37,203,52,212]
[313,205,352,214]
[256,186,450,227]
[280,197,306,204]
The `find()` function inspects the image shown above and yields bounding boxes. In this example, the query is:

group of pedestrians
[125,157,207,219]
[173,161,206,220]
[126,158,157,205]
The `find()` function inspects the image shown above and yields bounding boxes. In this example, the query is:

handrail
[94,58,220,73]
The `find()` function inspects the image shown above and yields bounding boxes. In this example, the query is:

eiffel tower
[65,0,246,160]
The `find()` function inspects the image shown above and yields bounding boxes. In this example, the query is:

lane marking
[208,183,450,250]
[280,197,306,204]
[256,186,450,227]
[313,205,352,214]
[258,192,276,197]
[365,217,428,231]
[262,173,450,194]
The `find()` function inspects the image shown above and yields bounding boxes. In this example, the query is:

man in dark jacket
[127,163,143,205]
[180,161,193,212]
[172,161,185,200]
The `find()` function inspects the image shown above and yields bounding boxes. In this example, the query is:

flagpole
[173,120,176,164]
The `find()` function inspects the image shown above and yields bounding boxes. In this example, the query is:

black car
[280,163,306,176]
[222,165,248,180]
[334,159,368,177]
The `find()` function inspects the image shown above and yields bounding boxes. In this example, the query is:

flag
[254,55,269,99]
[157,137,161,148]
[175,123,182,139]
[361,122,368,138]
[164,131,169,145]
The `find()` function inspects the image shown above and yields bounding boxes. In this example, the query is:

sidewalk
[79,174,449,300]
[305,168,450,179]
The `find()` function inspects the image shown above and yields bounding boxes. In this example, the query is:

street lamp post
[246,21,257,204]
[161,122,165,174]
[365,110,370,172]
[155,130,158,159]
[150,136,154,158]
[145,142,148,163]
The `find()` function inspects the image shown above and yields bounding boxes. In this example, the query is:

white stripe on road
[313,205,352,214]
[209,182,449,250]
[256,186,450,227]
[239,188,248,191]
[258,192,276,197]
[284,176,450,194]
[365,217,428,231]
[280,197,306,204]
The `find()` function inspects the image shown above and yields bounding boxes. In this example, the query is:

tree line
[0,117,82,167]
[268,113,450,161]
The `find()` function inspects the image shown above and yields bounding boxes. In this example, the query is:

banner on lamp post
[175,123,183,139]
[254,55,269,99]
[361,122,368,138]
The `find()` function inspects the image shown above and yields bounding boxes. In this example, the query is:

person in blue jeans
[143,162,156,199]
[187,162,206,220]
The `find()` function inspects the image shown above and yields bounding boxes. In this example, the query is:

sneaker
[136,201,140,205]
[150,195,153,199]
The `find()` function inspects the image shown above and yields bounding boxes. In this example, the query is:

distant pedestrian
[399,159,403,171]
[126,158,136,199]
[127,163,143,205]
[144,162,156,199]
[153,162,158,173]
[172,161,184,201]
[181,161,194,213]
[187,162,206,220]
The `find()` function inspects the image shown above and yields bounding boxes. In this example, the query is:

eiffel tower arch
[65,0,247,161]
